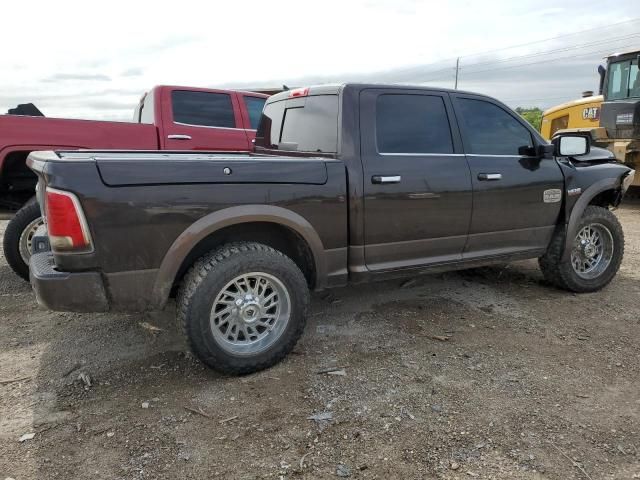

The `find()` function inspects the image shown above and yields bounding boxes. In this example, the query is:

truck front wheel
[3,200,43,281]
[177,242,309,375]
[539,206,624,293]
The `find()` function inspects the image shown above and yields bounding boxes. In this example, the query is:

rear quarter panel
[35,154,348,308]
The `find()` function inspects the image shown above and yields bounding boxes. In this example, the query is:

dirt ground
[0,204,639,480]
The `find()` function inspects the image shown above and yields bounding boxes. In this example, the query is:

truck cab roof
[266,83,491,102]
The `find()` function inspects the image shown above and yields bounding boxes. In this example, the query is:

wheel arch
[150,205,326,309]
[0,145,84,209]
[562,177,622,260]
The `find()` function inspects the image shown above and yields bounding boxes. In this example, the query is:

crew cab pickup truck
[27,83,635,375]
[1,85,268,279]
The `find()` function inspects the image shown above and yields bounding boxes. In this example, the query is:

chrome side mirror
[556,135,590,157]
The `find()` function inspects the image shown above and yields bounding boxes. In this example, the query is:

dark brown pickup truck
[27,83,635,374]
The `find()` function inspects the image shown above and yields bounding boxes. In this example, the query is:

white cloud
[0,0,637,119]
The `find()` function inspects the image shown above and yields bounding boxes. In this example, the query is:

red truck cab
[135,86,266,151]
[1,85,269,279]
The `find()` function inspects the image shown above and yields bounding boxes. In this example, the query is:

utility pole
[454,57,460,90]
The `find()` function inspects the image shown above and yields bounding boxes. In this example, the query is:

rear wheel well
[0,150,38,210]
[172,222,316,294]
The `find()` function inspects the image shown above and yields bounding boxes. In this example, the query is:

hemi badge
[543,189,562,203]
[567,188,582,197]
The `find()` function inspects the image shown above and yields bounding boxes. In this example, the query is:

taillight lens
[45,188,93,253]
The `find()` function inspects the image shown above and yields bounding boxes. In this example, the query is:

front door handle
[372,175,401,184]
[478,173,502,181]
[167,134,192,140]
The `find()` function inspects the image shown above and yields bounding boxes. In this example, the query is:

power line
[413,34,639,82]
[459,43,639,77]
[458,33,640,70]
[381,18,640,81]
[455,16,640,61]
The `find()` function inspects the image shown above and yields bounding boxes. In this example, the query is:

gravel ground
[0,204,639,479]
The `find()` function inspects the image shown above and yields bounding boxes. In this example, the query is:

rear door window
[457,98,533,155]
[256,95,339,153]
[376,94,453,154]
[243,96,266,130]
[171,90,235,128]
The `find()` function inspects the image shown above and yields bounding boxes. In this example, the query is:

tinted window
[376,94,453,154]
[243,96,266,130]
[255,95,339,153]
[172,90,235,128]
[629,59,640,98]
[458,98,533,155]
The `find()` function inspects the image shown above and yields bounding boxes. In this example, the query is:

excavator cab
[598,49,640,185]
[542,49,640,187]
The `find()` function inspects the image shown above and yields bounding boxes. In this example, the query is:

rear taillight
[45,187,93,253]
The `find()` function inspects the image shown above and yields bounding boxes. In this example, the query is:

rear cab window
[243,96,266,130]
[171,90,236,128]
[255,93,339,154]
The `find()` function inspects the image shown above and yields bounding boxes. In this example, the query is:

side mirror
[554,135,590,157]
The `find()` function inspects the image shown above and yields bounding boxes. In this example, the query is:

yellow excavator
[540,49,639,187]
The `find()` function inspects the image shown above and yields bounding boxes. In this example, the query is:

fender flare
[150,205,326,309]
[561,177,621,260]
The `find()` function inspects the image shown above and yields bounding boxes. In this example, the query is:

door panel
[360,89,472,271]
[163,89,250,151]
[451,95,564,257]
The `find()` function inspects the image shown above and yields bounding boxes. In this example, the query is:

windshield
[606,58,640,100]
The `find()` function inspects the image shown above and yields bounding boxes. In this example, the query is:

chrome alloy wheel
[210,272,291,355]
[18,216,45,264]
[571,223,614,280]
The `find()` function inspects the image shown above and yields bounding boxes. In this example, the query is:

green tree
[515,107,543,132]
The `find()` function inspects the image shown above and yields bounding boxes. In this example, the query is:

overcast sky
[1,0,638,121]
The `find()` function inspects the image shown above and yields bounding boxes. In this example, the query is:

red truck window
[171,91,235,128]
[243,96,266,130]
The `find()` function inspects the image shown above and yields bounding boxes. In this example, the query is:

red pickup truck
[1,85,268,279]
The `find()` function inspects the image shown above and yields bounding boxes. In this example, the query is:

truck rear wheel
[539,206,624,293]
[177,242,309,375]
[3,200,43,281]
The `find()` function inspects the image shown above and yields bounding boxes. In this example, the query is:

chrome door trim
[378,152,465,157]
[173,121,246,131]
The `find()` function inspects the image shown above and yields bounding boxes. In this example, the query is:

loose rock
[19,432,35,443]
[336,464,351,477]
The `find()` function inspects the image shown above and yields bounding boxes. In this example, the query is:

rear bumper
[29,252,109,312]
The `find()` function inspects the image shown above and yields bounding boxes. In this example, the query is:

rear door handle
[167,134,192,140]
[372,175,401,184]
[478,173,502,181]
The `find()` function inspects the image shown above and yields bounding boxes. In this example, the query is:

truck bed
[0,115,159,171]
[28,150,348,310]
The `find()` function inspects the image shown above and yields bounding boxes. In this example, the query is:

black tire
[2,199,42,281]
[539,206,624,293]
[177,242,309,375]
